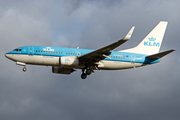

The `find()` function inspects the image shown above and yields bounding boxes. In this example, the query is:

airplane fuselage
[5,46,160,70]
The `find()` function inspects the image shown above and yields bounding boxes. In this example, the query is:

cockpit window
[13,49,22,51]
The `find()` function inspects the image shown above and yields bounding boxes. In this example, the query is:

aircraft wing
[78,26,135,63]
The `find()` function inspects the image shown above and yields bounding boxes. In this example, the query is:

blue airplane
[5,21,175,79]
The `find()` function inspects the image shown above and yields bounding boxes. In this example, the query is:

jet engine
[59,56,79,66]
[52,66,75,74]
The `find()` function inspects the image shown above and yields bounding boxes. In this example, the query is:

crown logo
[148,37,156,41]
[65,58,70,62]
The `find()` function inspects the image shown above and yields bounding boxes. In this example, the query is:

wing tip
[123,26,135,40]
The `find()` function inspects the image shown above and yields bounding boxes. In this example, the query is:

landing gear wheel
[22,67,27,72]
[86,69,91,75]
[81,73,87,79]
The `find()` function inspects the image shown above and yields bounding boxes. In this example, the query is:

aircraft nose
[5,53,7,58]
[5,53,11,59]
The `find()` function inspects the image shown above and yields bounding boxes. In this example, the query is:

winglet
[146,49,175,59]
[123,26,135,40]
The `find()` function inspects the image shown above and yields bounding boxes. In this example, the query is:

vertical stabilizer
[120,21,168,55]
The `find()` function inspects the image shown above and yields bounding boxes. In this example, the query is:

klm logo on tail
[144,37,160,47]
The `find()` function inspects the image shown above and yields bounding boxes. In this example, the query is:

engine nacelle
[52,66,74,74]
[60,56,79,66]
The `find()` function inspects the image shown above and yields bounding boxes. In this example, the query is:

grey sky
[1,0,180,120]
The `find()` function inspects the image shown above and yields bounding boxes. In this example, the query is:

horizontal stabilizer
[146,49,175,59]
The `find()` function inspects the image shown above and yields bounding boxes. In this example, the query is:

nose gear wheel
[22,67,27,72]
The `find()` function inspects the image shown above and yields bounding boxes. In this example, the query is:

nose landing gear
[22,66,27,72]
[16,62,27,72]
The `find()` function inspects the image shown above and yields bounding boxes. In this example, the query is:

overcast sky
[1,0,180,120]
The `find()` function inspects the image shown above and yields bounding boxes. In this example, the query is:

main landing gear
[81,67,92,79]
[81,73,87,79]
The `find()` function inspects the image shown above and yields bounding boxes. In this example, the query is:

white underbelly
[12,55,59,66]
[98,60,143,70]
[9,54,144,70]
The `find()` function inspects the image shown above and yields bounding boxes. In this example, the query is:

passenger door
[28,47,34,55]
[131,54,135,63]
